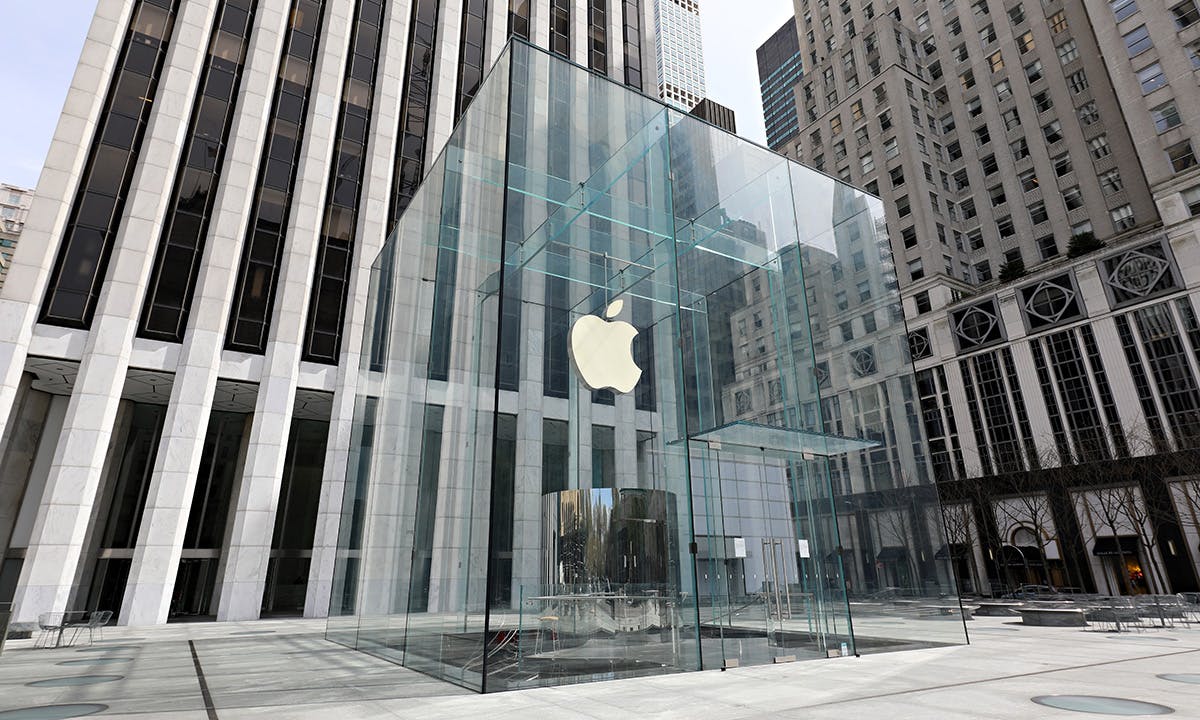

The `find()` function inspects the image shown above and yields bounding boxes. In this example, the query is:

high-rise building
[0,0,653,628]
[756,19,803,151]
[775,0,1200,597]
[688,96,736,133]
[0,185,34,290]
[651,0,706,109]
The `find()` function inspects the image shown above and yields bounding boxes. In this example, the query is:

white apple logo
[568,299,642,394]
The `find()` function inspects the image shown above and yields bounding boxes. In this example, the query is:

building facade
[0,0,654,628]
[651,0,706,109]
[775,0,1200,596]
[687,96,736,133]
[0,185,34,290]
[756,19,803,151]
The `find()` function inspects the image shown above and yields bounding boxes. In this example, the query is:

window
[1111,204,1136,230]
[916,11,930,30]
[1019,169,1039,192]
[884,137,900,158]
[994,79,1012,101]
[975,261,992,282]
[1029,201,1048,224]
[961,197,978,218]
[1054,153,1073,177]
[1017,31,1035,53]
[1038,235,1059,259]
[988,50,1004,73]
[1049,11,1068,33]
[1182,185,1200,216]
[855,125,870,147]
[1072,220,1093,236]
[1138,62,1166,93]
[997,216,1015,237]
[1025,59,1044,83]
[967,227,984,250]
[989,184,1006,206]
[1004,248,1022,265]
[878,110,892,131]
[1110,0,1137,21]
[857,280,872,301]
[896,194,911,217]
[941,113,956,133]
[981,153,998,175]
[975,124,992,146]
[1080,100,1099,124]
[831,115,843,134]
[1034,90,1052,113]
[961,69,976,90]
[851,100,864,120]
[1008,5,1025,25]
[1063,186,1084,210]
[902,225,918,248]
[954,43,969,62]
[1124,25,1152,57]
[1189,42,1200,69]
[1057,40,1079,64]
[1043,120,1064,144]
[1151,101,1182,132]
[833,140,847,161]
[1173,0,1200,28]
[1089,135,1111,159]
[889,165,905,186]
[980,24,997,46]
[860,153,875,173]
[966,96,982,117]
[1067,70,1088,94]
[1168,140,1198,172]
[1100,169,1124,194]
[914,291,932,314]
[908,257,925,280]
[1002,108,1021,130]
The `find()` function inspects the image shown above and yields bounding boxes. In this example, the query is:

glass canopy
[326,39,966,693]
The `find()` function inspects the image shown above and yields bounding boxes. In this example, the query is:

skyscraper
[651,0,706,109]
[0,184,34,290]
[756,19,803,151]
[0,0,653,627]
[775,0,1200,596]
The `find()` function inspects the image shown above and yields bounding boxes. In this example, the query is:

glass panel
[328,39,965,693]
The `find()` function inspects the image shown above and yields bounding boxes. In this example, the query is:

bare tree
[940,502,982,595]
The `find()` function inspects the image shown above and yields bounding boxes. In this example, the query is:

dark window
[304,0,386,363]
[509,0,530,38]
[623,0,643,89]
[588,0,608,73]
[455,0,488,118]
[40,0,181,328]
[226,0,327,353]
[550,0,571,57]
[138,0,257,342]
[388,0,441,227]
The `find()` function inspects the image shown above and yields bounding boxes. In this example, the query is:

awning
[935,543,970,559]
[876,546,908,561]
[999,545,1045,566]
[1092,536,1140,557]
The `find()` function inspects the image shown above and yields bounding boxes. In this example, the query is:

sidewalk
[1,616,1197,718]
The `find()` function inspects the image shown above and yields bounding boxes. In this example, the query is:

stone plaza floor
[1,615,1198,719]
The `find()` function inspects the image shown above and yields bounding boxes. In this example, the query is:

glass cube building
[325,40,966,692]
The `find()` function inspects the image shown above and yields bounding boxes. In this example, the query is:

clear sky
[0,0,794,189]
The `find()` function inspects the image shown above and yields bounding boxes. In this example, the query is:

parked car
[1002,584,1057,600]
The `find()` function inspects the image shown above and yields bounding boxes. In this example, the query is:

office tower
[651,0,706,109]
[775,0,1200,596]
[756,19,803,151]
[0,0,653,627]
[688,97,736,133]
[0,185,34,290]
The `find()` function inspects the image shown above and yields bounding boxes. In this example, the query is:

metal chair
[35,612,66,649]
[79,610,113,645]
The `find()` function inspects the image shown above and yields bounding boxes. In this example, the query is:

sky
[0,0,793,189]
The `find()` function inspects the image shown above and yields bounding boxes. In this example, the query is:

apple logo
[568,299,642,394]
